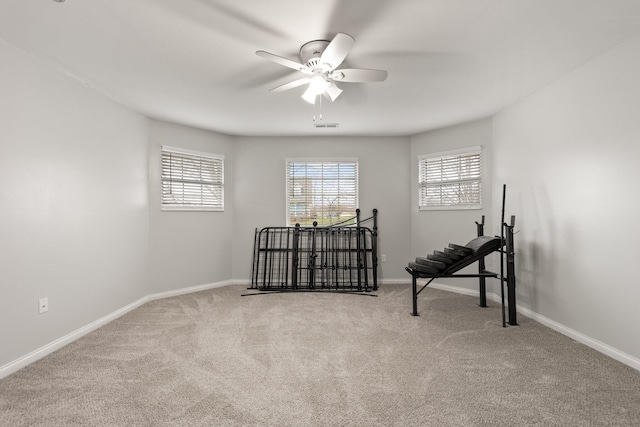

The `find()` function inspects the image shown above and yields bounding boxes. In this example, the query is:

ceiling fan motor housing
[299,40,330,69]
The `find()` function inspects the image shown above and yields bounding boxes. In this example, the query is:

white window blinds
[419,147,481,210]
[286,160,359,226]
[161,146,224,211]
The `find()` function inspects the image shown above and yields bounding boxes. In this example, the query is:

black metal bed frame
[247,209,378,294]
[406,185,517,327]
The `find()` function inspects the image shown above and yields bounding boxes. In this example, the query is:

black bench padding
[443,247,467,260]
[448,243,473,255]
[415,257,447,270]
[443,236,501,274]
[465,236,502,254]
[432,250,458,263]
[407,236,502,277]
[426,253,454,265]
[407,262,440,275]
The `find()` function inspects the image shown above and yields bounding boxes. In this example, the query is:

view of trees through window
[286,160,358,226]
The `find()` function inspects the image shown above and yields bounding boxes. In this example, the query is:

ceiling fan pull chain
[312,95,323,122]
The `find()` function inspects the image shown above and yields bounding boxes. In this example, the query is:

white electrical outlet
[39,297,49,314]
[381,254,387,263]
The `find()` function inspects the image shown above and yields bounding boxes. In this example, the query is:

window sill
[161,206,224,212]
[419,205,482,211]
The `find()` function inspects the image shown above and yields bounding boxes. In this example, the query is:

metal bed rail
[250,209,378,293]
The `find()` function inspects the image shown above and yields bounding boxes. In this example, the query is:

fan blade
[270,77,311,93]
[256,51,313,74]
[319,33,355,71]
[330,68,388,82]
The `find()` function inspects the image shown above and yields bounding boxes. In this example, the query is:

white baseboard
[147,279,235,301]
[378,278,410,285]
[231,279,251,287]
[0,280,233,380]
[4,279,639,378]
[0,296,149,380]
[515,305,640,372]
[425,281,640,372]
[429,282,483,298]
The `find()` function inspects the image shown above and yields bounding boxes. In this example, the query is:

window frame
[161,145,224,212]
[418,146,482,211]
[285,158,359,227]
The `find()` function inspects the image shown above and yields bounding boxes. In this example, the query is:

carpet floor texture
[1,284,640,426]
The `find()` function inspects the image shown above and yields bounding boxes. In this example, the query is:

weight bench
[405,214,517,327]
[407,236,501,277]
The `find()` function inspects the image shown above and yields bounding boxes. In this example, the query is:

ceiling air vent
[314,123,339,128]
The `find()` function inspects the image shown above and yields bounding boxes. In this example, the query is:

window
[286,159,359,226]
[161,146,224,211]
[418,146,481,210]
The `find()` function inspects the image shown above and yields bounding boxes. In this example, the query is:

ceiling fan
[256,33,388,104]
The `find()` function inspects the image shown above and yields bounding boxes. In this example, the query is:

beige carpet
[1,284,639,426]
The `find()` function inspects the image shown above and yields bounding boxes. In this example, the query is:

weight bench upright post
[411,270,418,316]
[476,215,487,308]
[506,216,517,325]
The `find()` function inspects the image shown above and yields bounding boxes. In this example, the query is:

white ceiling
[2,0,640,136]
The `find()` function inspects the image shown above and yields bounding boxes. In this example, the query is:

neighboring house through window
[286,159,359,226]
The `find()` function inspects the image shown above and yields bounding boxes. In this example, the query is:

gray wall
[4,26,640,373]
[148,120,235,292]
[493,33,640,361]
[410,119,494,292]
[0,42,150,367]
[231,136,412,283]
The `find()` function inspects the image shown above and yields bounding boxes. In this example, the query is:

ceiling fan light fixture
[309,75,331,94]
[301,86,318,104]
[302,75,331,104]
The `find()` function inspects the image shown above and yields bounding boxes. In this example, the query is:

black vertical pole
[250,228,258,289]
[506,215,518,325]
[500,185,507,328]
[284,228,290,288]
[277,228,284,286]
[356,209,362,291]
[476,215,487,307]
[320,228,327,289]
[267,229,276,288]
[309,221,318,289]
[372,208,378,291]
[348,219,354,288]
[361,227,369,291]
[331,229,340,289]
[262,228,271,289]
[292,224,300,290]
[411,271,419,316]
